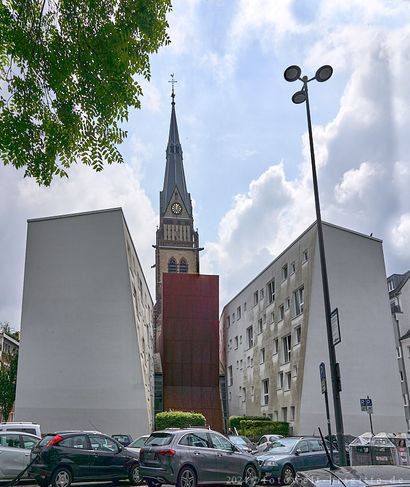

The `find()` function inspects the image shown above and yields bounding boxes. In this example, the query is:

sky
[2,0,410,328]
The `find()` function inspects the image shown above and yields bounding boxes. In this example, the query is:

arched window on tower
[168,257,177,273]
[179,258,188,273]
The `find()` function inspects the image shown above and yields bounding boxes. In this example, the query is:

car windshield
[144,433,172,446]
[265,438,299,453]
[129,436,148,448]
[39,435,55,447]
[229,436,247,445]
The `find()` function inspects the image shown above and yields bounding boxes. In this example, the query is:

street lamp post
[284,65,347,465]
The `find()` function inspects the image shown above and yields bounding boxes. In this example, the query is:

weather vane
[169,73,177,100]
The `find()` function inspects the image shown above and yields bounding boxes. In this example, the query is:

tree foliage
[0,0,171,185]
[0,351,18,422]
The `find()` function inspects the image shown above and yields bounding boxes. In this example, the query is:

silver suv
[139,428,260,487]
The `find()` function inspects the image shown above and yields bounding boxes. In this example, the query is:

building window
[282,407,288,422]
[277,371,283,389]
[270,311,275,324]
[244,302,247,311]
[291,261,296,274]
[285,372,292,390]
[251,357,254,367]
[283,334,291,363]
[242,387,246,402]
[228,366,233,386]
[260,288,264,300]
[237,306,241,319]
[168,257,177,273]
[274,411,278,421]
[279,305,285,321]
[294,286,304,316]
[179,258,188,273]
[234,336,239,349]
[267,279,275,304]
[303,249,308,262]
[232,312,235,322]
[404,394,409,407]
[282,264,288,281]
[246,326,254,349]
[292,364,298,377]
[240,359,243,370]
[273,338,279,355]
[400,371,404,382]
[226,316,230,328]
[254,291,259,306]
[260,348,265,364]
[294,325,302,344]
[388,280,394,292]
[407,346,410,358]
[397,347,402,359]
[258,318,263,334]
[247,356,250,367]
[290,406,295,422]
[239,335,242,345]
[285,297,290,311]
[262,379,269,405]
[236,360,239,369]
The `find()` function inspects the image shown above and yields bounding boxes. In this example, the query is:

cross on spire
[169,73,177,103]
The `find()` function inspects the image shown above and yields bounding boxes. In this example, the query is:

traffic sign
[360,397,373,414]
[331,308,341,345]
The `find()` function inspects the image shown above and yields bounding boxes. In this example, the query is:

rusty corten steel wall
[162,273,223,431]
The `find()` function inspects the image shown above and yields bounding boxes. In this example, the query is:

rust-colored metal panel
[161,274,223,431]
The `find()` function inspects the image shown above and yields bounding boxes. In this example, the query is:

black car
[292,465,410,487]
[30,431,142,487]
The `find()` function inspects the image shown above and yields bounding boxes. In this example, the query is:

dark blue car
[256,436,335,485]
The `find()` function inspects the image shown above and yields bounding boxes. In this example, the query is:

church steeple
[160,80,192,217]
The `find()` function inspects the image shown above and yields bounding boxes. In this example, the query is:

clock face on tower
[171,202,182,215]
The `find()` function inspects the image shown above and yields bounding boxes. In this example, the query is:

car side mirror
[116,446,123,454]
[295,449,301,456]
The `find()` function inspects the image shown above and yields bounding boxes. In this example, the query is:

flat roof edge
[27,207,123,223]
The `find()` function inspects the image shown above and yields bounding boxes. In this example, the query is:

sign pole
[367,395,374,435]
[320,362,334,462]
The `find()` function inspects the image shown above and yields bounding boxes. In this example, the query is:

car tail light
[47,435,63,446]
[159,449,176,456]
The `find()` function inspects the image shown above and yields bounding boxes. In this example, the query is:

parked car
[112,434,133,447]
[291,465,410,487]
[0,421,42,437]
[256,436,336,485]
[139,428,260,487]
[0,431,41,479]
[30,431,142,487]
[228,435,256,454]
[255,434,284,453]
[127,435,149,456]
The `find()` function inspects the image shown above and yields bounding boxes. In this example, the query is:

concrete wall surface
[15,208,153,437]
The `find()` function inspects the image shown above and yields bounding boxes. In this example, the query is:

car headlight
[264,460,279,466]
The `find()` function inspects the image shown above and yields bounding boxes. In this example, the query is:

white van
[0,422,41,436]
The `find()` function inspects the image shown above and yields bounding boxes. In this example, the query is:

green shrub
[239,420,289,441]
[155,410,206,430]
[229,415,270,432]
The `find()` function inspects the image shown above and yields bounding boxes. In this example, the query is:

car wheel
[242,464,258,487]
[177,466,197,487]
[128,463,142,485]
[280,465,295,485]
[51,467,72,487]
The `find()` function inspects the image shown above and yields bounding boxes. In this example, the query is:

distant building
[221,221,405,435]
[0,330,19,366]
[388,271,410,431]
[0,330,19,421]
[15,208,154,436]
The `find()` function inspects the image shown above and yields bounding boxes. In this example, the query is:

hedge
[239,420,289,441]
[229,415,270,431]
[155,410,206,430]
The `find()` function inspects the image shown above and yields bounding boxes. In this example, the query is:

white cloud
[334,162,379,204]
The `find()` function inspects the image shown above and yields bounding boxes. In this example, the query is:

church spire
[160,76,192,216]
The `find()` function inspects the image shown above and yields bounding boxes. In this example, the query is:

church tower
[154,83,201,324]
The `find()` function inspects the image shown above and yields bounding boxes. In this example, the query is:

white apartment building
[221,221,405,436]
[388,271,410,431]
[0,331,19,366]
[15,208,154,436]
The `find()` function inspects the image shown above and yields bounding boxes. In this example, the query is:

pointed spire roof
[161,86,192,216]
